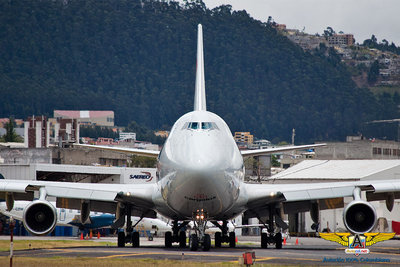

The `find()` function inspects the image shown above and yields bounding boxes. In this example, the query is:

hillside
[0,0,399,142]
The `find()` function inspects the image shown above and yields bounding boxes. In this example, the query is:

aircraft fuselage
[154,110,246,220]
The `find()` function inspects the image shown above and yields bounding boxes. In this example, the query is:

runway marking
[97,251,241,259]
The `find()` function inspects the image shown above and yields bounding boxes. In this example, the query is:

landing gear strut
[164,220,189,248]
[116,204,142,248]
[211,220,236,248]
[188,209,211,251]
[259,205,283,249]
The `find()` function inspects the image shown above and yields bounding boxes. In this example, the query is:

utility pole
[292,128,295,145]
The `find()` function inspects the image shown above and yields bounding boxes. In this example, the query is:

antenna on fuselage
[194,24,206,111]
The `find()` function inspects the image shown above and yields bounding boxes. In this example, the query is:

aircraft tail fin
[194,24,206,111]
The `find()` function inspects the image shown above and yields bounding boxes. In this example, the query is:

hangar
[0,163,156,184]
[269,160,400,233]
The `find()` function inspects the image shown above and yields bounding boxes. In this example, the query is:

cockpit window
[189,122,199,129]
[202,122,212,129]
[186,122,219,131]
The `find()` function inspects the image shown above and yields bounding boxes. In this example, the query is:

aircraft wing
[244,179,400,218]
[74,144,160,158]
[0,179,157,218]
[240,143,326,157]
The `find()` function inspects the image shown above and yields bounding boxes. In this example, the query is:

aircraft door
[59,208,66,222]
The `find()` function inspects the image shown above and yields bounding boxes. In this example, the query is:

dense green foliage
[0,117,23,142]
[80,126,119,139]
[130,155,157,168]
[1,0,399,142]
[363,35,400,55]
[368,60,380,84]
[125,121,166,145]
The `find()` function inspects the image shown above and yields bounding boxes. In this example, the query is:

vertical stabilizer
[194,24,206,111]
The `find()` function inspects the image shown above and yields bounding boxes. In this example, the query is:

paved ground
[1,236,399,265]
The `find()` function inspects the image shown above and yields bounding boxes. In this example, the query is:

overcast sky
[198,0,400,45]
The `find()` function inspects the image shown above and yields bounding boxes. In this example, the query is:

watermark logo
[320,232,395,256]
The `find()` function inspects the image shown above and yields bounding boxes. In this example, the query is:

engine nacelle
[343,200,377,234]
[23,200,57,236]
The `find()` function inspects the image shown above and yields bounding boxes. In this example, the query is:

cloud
[201,0,400,45]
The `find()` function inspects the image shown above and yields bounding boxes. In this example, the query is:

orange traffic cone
[283,237,286,245]
[89,230,93,239]
[235,237,238,243]
[295,238,299,245]
[97,232,100,239]
[80,233,83,240]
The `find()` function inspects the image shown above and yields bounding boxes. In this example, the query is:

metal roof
[270,160,400,181]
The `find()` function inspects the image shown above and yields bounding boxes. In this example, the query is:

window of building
[373,147,382,155]
[383,148,391,155]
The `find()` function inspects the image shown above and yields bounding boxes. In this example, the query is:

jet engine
[343,200,377,234]
[23,200,57,235]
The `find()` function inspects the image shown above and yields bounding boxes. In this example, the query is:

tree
[323,26,335,39]
[130,155,157,168]
[368,60,380,84]
[271,155,280,167]
[1,117,23,142]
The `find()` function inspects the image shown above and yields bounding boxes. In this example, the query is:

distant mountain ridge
[0,0,398,142]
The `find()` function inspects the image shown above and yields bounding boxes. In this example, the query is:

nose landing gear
[189,209,211,251]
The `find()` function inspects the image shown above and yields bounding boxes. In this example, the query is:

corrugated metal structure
[270,160,400,183]
[269,160,400,233]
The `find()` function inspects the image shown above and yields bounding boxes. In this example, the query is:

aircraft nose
[179,133,228,171]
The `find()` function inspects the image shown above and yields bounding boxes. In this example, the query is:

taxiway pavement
[1,236,399,265]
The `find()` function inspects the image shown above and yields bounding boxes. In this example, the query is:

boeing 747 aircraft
[1,24,400,251]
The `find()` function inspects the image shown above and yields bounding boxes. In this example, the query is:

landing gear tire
[132,232,140,247]
[165,231,172,248]
[179,231,186,248]
[118,231,125,248]
[215,232,222,248]
[189,234,199,251]
[275,232,282,249]
[203,234,211,251]
[229,232,236,248]
[261,233,268,249]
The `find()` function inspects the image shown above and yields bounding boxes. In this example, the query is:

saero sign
[129,171,153,182]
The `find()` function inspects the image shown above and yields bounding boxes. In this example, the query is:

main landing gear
[116,205,142,248]
[259,205,284,249]
[211,221,236,248]
[164,220,190,248]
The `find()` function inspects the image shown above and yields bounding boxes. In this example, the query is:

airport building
[327,34,355,46]
[54,110,115,127]
[24,116,79,148]
[234,132,254,145]
[269,160,400,235]
[315,136,400,160]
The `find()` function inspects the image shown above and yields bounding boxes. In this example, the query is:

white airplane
[1,24,400,251]
[0,200,171,238]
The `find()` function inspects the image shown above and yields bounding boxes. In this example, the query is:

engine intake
[343,200,376,234]
[23,200,57,236]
